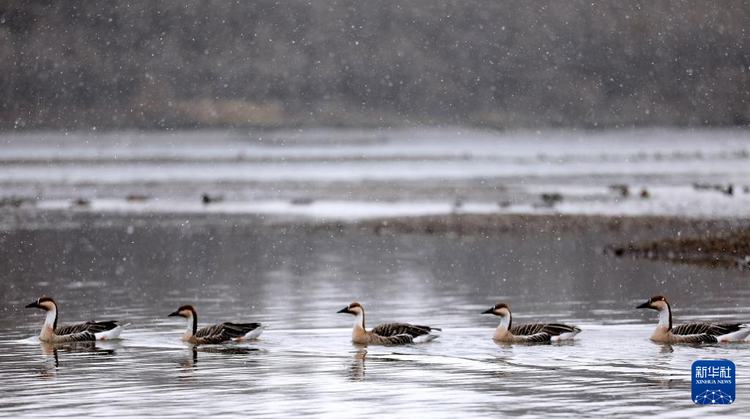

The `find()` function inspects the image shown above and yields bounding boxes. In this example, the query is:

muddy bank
[4,209,745,233]
[351,213,746,237]
[4,209,749,270]
[351,214,750,270]
[305,214,750,271]
[605,230,750,269]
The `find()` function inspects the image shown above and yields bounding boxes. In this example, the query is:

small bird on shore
[26,297,127,343]
[482,303,581,343]
[337,302,441,345]
[636,294,750,343]
[168,305,264,344]
[201,193,223,205]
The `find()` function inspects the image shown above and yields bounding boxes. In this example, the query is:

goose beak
[481,307,494,314]
[337,306,350,314]
[168,310,181,317]
[636,301,651,309]
[25,301,39,308]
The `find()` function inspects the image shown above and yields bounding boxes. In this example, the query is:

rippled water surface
[1,218,749,417]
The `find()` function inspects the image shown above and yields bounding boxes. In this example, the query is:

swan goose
[25,296,127,343]
[337,302,441,345]
[637,294,750,343]
[482,303,581,343]
[168,305,265,344]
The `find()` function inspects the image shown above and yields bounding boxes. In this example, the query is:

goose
[337,302,441,345]
[482,303,581,343]
[25,296,127,343]
[168,305,265,344]
[636,294,750,343]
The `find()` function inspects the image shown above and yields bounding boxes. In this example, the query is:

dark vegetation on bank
[2,1,750,130]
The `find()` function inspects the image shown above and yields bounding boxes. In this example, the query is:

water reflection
[177,345,263,368]
[348,349,367,381]
[659,344,675,354]
[177,347,199,375]
[36,340,120,379]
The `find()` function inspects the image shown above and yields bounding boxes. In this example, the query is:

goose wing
[511,323,579,337]
[381,334,416,345]
[195,322,262,341]
[541,323,581,336]
[55,331,98,342]
[672,322,744,337]
[507,324,552,342]
[673,333,718,344]
[56,320,119,336]
[371,323,436,338]
[223,322,263,336]
[510,323,546,336]
[195,323,231,339]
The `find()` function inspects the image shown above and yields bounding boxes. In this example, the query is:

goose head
[636,295,669,311]
[482,303,511,318]
[26,296,59,330]
[25,296,57,312]
[169,305,197,318]
[337,302,364,316]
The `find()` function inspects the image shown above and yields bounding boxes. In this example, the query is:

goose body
[169,305,265,344]
[337,302,441,345]
[637,295,750,343]
[25,297,127,343]
[482,303,581,343]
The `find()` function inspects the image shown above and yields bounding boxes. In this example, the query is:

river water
[1,216,748,417]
